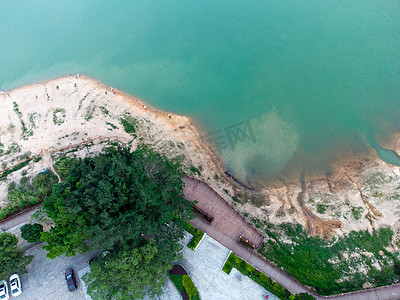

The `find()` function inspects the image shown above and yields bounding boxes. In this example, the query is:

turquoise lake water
[1,1,399,186]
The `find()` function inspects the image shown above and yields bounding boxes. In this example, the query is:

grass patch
[84,101,96,121]
[258,222,399,295]
[106,122,118,130]
[54,156,76,181]
[0,171,58,220]
[0,159,32,180]
[53,108,66,125]
[120,113,137,136]
[0,142,21,158]
[351,207,363,220]
[316,204,328,214]
[189,165,202,176]
[222,252,295,300]
[175,219,197,235]
[187,229,204,250]
[168,273,200,300]
[78,93,89,110]
[100,106,109,116]
[33,156,42,163]
[13,101,32,139]
[28,112,40,129]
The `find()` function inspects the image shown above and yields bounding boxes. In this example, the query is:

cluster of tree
[39,146,194,299]
[0,232,33,280]
[21,223,43,243]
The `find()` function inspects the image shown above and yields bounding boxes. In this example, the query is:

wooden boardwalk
[183,176,264,248]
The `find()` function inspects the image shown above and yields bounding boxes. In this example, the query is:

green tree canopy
[21,223,44,243]
[83,238,181,300]
[0,232,33,280]
[41,146,193,258]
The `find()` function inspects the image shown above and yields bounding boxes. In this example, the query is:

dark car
[65,269,77,292]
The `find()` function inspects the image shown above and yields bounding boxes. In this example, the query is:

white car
[9,274,22,297]
[0,280,9,300]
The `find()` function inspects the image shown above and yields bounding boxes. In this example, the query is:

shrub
[168,273,200,300]
[187,230,204,250]
[0,171,58,221]
[54,156,75,181]
[222,252,295,300]
[21,223,43,243]
[0,159,32,179]
[189,165,202,176]
[258,222,399,295]
[182,275,199,299]
[0,188,41,220]
[120,113,137,136]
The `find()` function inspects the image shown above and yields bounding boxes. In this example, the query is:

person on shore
[168,113,171,119]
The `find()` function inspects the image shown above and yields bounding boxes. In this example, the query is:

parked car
[0,280,9,300]
[9,274,22,297]
[65,268,77,292]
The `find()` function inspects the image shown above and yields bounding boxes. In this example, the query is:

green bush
[168,273,184,293]
[0,188,41,220]
[187,230,204,250]
[32,172,58,200]
[0,171,58,221]
[0,159,31,179]
[120,113,137,136]
[20,223,43,243]
[54,156,75,181]
[174,218,197,235]
[222,252,294,300]
[258,223,399,295]
[182,275,199,299]
[189,165,202,176]
[168,273,200,300]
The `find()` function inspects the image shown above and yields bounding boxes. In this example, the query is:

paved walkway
[1,178,400,299]
[183,176,264,247]
[184,176,400,300]
[0,204,40,230]
[180,234,279,300]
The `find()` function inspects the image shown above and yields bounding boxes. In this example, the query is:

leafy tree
[41,146,194,258]
[0,232,33,280]
[83,239,181,300]
[20,223,44,243]
[394,260,400,277]
[41,146,194,297]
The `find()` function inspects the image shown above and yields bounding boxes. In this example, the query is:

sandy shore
[1,75,400,242]
[0,75,228,206]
